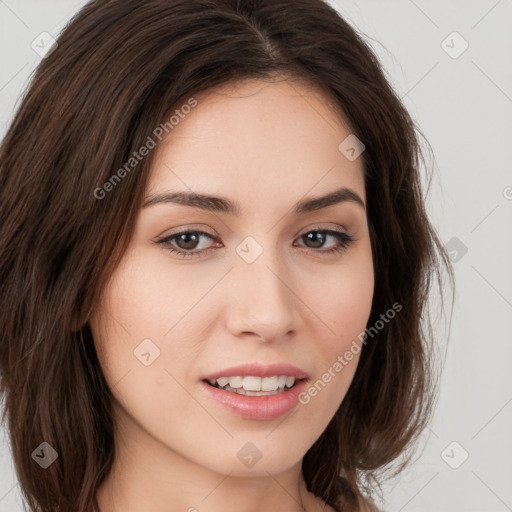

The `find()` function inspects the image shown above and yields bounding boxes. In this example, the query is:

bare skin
[91,77,374,512]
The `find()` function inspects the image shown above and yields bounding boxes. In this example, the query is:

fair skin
[91,77,374,512]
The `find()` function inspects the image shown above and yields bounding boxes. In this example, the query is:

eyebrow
[142,186,366,214]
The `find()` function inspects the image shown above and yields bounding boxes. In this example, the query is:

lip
[201,362,309,381]
[200,378,309,420]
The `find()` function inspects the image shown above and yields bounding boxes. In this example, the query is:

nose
[224,245,298,343]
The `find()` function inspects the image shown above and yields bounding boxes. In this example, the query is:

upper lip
[202,363,309,381]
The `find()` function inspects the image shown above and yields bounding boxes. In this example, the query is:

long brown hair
[0,1,454,511]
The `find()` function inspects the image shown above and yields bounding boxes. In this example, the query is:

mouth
[202,375,308,396]
[200,370,311,420]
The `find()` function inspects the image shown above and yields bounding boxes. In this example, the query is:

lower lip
[200,379,309,420]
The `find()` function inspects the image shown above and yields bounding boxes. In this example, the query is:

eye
[155,228,355,259]
[294,229,355,255]
[156,230,220,259]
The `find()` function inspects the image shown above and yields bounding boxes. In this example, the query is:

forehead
[146,77,365,205]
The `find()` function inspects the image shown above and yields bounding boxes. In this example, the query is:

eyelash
[155,228,355,259]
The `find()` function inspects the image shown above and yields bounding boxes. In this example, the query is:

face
[89,77,374,478]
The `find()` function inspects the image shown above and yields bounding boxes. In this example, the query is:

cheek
[336,244,374,337]
[96,248,216,339]
[88,249,219,393]
[294,246,374,407]
[298,241,374,345]
[88,256,206,436]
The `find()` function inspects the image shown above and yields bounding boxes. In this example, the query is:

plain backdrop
[1,1,511,511]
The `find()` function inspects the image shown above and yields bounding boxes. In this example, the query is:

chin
[193,441,306,477]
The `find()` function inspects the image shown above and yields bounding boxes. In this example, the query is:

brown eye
[295,229,354,254]
[156,230,220,258]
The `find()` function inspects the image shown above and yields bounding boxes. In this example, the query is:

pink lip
[201,362,309,381]
[200,378,309,420]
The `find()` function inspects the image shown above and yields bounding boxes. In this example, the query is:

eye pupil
[304,231,325,248]
[177,232,200,250]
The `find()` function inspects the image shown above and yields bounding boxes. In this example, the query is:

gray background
[1,1,511,511]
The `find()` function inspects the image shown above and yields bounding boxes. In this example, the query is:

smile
[201,377,309,420]
[206,375,299,394]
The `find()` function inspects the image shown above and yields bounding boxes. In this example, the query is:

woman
[0,1,453,511]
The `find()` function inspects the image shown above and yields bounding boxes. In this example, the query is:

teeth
[277,375,287,389]
[228,376,243,389]
[223,386,286,396]
[212,375,298,392]
[216,377,229,388]
[242,376,261,391]
[261,376,278,391]
[285,376,295,388]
